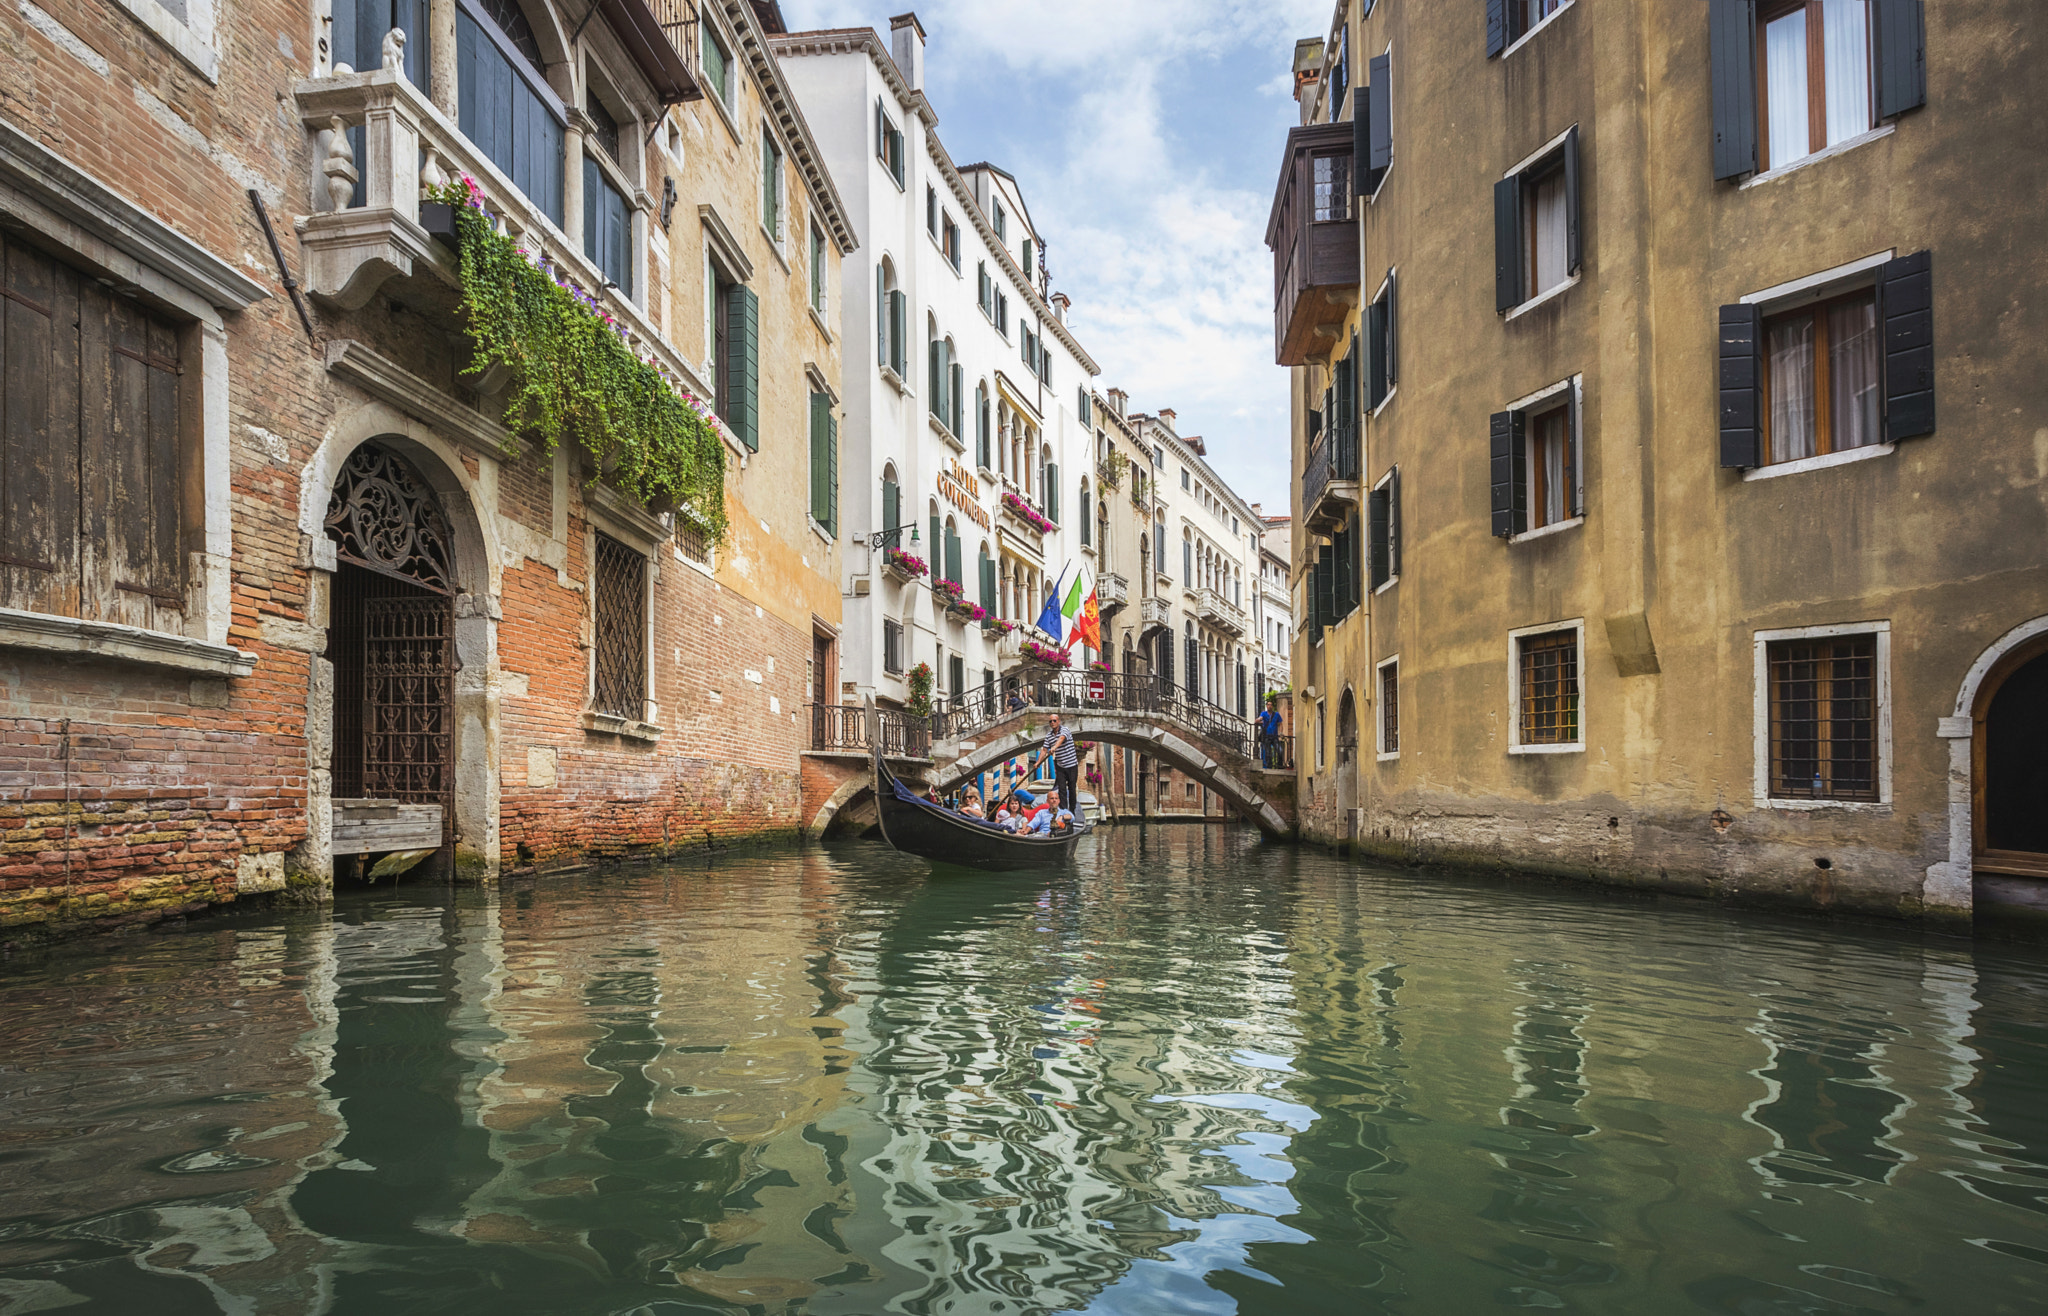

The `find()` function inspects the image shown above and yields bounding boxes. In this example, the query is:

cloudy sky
[781,0,1332,512]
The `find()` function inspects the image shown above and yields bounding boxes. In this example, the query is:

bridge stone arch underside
[930,712,1295,838]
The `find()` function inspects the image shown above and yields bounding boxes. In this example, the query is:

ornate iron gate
[363,593,453,809]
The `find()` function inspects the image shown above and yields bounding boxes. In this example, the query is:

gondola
[870,719,1091,870]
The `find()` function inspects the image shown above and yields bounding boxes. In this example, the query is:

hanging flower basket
[947,599,988,623]
[982,617,1018,640]
[1021,639,1070,669]
[882,546,928,583]
[932,577,966,606]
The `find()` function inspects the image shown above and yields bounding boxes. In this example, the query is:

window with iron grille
[677,519,711,565]
[592,533,646,718]
[1379,660,1400,755]
[1516,629,1579,747]
[1768,633,1878,801]
[883,619,905,674]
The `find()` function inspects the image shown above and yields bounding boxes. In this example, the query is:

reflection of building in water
[822,864,1303,1315]
[458,855,864,1311]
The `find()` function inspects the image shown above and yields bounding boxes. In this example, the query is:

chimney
[1050,291,1070,324]
[1158,408,1176,433]
[890,13,926,92]
[1106,387,1127,417]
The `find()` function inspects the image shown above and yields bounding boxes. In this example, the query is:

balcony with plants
[882,546,929,585]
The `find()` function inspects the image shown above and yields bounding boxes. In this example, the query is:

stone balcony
[1140,596,1171,635]
[1096,572,1128,615]
[1194,587,1247,636]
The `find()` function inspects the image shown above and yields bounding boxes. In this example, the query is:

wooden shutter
[1047,462,1059,522]
[809,391,830,526]
[582,156,600,268]
[1,238,79,618]
[1385,270,1398,390]
[1367,484,1389,590]
[1569,382,1586,517]
[1486,0,1510,58]
[980,554,995,610]
[944,525,960,585]
[929,513,940,564]
[1388,467,1402,578]
[1366,53,1392,190]
[1873,0,1926,119]
[1718,303,1763,467]
[1563,124,1583,276]
[875,265,887,366]
[950,362,963,435]
[881,475,898,546]
[1710,0,1759,181]
[1315,543,1336,635]
[1494,176,1523,312]
[1490,409,1526,537]
[826,410,838,535]
[888,289,906,376]
[929,337,942,417]
[1352,87,1372,197]
[1880,250,1935,440]
[726,284,758,451]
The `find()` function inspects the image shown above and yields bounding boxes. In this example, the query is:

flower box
[1021,639,1071,669]
[931,577,966,606]
[882,546,928,584]
[1000,491,1055,536]
[946,599,988,624]
[982,617,1018,640]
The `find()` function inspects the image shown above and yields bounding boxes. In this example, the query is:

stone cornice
[721,1,859,255]
[0,608,256,677]
[324,339,521,461]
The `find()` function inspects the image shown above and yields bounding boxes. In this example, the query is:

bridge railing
[808,704,931,759]
[930,672,1256,765]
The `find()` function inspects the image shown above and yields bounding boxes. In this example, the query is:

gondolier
[1043,712,1079,815]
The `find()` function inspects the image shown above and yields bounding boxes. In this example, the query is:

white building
[1254,510,1293,696]
[772,15,1101,711]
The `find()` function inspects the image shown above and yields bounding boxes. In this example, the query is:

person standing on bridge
[1043,712,1080,816]
[1258,696,1283,768]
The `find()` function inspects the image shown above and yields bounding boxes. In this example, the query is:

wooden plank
[333,802,445,855]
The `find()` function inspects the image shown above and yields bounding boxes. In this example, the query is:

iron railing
[931,671,1256,765]
[808,704,931,759]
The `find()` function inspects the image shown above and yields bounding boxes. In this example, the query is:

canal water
[1,828,2045,1315]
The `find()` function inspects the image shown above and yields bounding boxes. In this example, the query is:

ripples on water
[1,826,2045,1315]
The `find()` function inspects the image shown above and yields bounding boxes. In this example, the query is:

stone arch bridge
[801,674,1296,840]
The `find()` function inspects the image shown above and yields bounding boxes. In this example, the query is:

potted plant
[907,662,934,719]
[1021,639,1070,669]
[948,598,988,623]
[982,616,1017,640]
[1000,491,1055,535]
[882,546,928,583]
[932,577,966,606]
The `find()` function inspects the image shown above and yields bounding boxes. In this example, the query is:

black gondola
[870,720,1090,870]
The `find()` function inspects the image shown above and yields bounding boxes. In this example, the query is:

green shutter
[944,526,961,585]
[826,410,839,535]
[809,391,830,526]
[881,476,898,547]
[980,553,995,610]
[1046,462,1058,522]
[726,284,758,451]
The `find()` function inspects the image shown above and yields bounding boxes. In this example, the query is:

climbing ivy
[438,177,729,545]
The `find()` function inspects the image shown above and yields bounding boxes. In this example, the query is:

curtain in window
[1829,297,1881,451]
[1530,170,1569,296]
[1822,0,1872,147]
[1765,8,1811,166]
[1537,412,1569,526]
[1769,315,1817,462]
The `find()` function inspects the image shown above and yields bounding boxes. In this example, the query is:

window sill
[1504,273,1579,322]
[760,227,791,273]
[1497,0,1574,62]
[1741,443,1894,482]
[1510,742,1583,756]
[110,0,218,81]
[929,415,965,452]
[1377,751,1400,763]
[581,711,663,743]
[1370,386,1397,419]
[808,304,834,342]
[1740,125,1895,190]
[1373,575,1399,595]
[702,83,742,146]
[810,518,835,545]
[0,608,255,677]
[1509,515,1583,544]
[1753,797,1892,813]
[881,364,911,397]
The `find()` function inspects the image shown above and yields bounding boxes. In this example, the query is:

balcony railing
[808,704,931,760]
[931,672,1256,764]
[1300,420,1360,535]
[1096,572,1129,613]
[1194,587,1247,636]
[1140,596,1171,633]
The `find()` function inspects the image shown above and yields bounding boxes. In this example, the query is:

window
[1079,479,1092,547]
[762,132,785,244]
[883,619,905,674]
[949,654,965,699]
[1180,468,1191,491]
[1077,388,1093,426]
[585,89,620,162]
[1021,327,1037,372]
[995,291,1010,336]
[975,382,991,468]
[1718,251,1934,469]
[977,262,992,316]
[1760,0,1873,171]
[701,20,733,109]
[1367,270,1397,410]
[1368,468,1401,589]
[875,98,905,186]
[1022,238,1035,279]
[1378,658,1399,757]
[1766,632,1879,801]
[928,331,961,436]
[942,214,961,270]
[1494,127,1582,313]
[979,545,996,611]
[592,532,646,719]
[926,186,938,237]
[1328,23,1349,121]
[1312,153,1351,222]
[809,392,838,535]
[993,201,1007,240]
[1513,626,1582,751]
[457,5,564,223]
[876,260,907,378]
[583,157,631,294]
[1152,445,1164,468]
[1492,0,1567,54]
[1708,0,1923,182]
[677,518,711,565]
[1489,380,1582,538]
[809,224,827,311]
[712,271,758,450]
[879,464,901,548]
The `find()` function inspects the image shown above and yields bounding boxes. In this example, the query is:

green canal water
[2,826,2045,1315]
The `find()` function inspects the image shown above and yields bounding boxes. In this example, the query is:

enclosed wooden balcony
[1266,122,1360,367]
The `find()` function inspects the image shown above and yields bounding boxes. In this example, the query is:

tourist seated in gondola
[1026,790,1075,836]
[959,789,986,820]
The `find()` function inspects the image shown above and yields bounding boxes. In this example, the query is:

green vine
[906,662,934,719]
[438,179,729,544]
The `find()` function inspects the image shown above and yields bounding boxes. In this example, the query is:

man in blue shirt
[1257,696,1283,767]
[1027,789,1075,836]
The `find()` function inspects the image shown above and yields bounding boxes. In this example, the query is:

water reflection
[0,827,2045,1314]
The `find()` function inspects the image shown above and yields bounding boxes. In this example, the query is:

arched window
[1182,528,1193,584]
[880,463,901,548]
[1078,478,1091,546]
[1097,499,1110,555]
[975,381,991,469]
[943,515,961,586]
[946,339,964,437]
[978,542,995,611]
[928,498,941,573]
[877,258,906,374]
[1042,444,1058,523]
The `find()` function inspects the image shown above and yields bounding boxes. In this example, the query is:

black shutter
[1353,92,1372,197]
[1490,410,1527,537]
[1368,484,1390,590]
[1563,124,1583,276]
[1385,269,1397,389]
[1366,53,1392,191]
[1873,0,1927,119]
[1388,467,1402,578]
[1710,0,1759,181]
[1880,250,1935,440]
[1494,176,1523,312]
[1568,381,1585,517]
[726,285,758,451]
[1486,0,1509,58]
[1718,303,1763,467]
[1316,543,1336,636]
[1366,291,1388,411]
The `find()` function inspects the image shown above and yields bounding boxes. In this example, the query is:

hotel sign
[939,459,989,530]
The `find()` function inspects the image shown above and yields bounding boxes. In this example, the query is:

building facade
[1276,0,2047,921]
[1,0,853,941]
[770,17,1102,725]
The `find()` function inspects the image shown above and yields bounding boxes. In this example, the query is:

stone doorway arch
[1335,688,1360,842]
[1932,616,2048,921]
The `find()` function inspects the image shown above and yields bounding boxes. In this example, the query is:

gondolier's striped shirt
[1043,725,1079,769]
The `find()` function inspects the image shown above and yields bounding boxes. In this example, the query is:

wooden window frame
[1509,620,1585,753]
[1756,0,1875,172]
[1752,621,1891,809]
[1311,150,1352,224]
[1527,401,1574,530]
[1759,285,1880,465]
[1376,656,1400,759]
[589,530,649,722]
